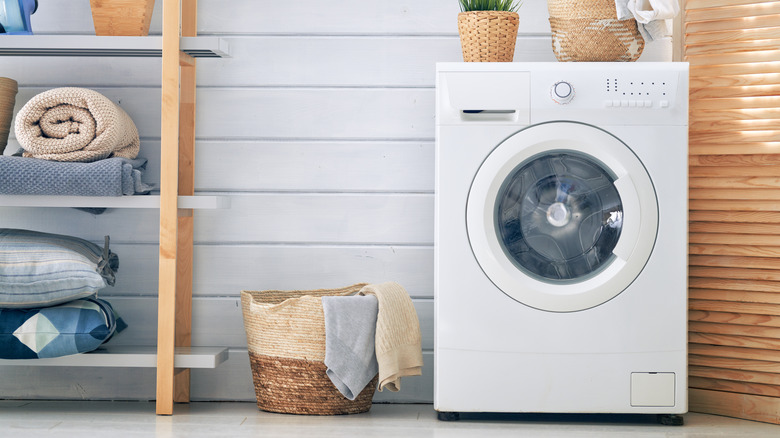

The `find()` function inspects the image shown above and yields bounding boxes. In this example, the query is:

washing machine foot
[656,414,684,426]
[437,411,461,421]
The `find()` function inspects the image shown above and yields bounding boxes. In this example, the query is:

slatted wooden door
[684,0,780,424]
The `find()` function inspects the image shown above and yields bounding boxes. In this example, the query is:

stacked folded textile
[0,228,126,359]
[2,87,153,197]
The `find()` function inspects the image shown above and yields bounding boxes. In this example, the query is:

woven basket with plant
[547,0,644,62]
[457,0,522,62]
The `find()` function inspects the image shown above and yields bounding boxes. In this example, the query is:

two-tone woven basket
[0,78,18,151]
[457,11,520,62]
[547,0,644,62]
[240,284,378,415]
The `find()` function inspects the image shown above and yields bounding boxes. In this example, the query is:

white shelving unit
[0,0,229,416]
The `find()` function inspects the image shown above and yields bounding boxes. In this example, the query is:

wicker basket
[0,77,18,151]
[240,284,378,415]
[89,0,155,36]
[547,0,644,62]
[457,11,519,62]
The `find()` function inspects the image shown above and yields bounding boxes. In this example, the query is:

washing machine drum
[467,122,658,312]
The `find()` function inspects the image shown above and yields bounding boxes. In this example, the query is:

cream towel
[359,282,423,392]
[14,87,140,162]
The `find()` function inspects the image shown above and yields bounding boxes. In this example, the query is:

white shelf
[0,346,229,368]
[0,195,230,209]
[0,36,229,58]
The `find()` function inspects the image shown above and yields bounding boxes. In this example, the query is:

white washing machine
[434,62,688,419]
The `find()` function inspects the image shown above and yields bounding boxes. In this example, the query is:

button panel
[605,99,657,108]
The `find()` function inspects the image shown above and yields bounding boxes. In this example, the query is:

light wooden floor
[1,401,778,437]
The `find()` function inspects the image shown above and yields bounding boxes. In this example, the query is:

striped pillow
[0,229,118,308]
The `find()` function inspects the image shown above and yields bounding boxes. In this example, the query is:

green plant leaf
[459,0,522,12]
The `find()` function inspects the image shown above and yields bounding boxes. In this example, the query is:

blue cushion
[0,297,126,359]
[0,228,118,308]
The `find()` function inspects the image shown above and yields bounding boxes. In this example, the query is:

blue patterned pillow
[0,228,119,308]
[0,298,127,359]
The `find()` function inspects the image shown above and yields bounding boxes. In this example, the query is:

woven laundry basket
[547,0,644,62]
[0,78,18,151]
[458,11,520,62]
[240,283,378,415]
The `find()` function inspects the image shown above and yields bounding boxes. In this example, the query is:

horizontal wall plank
[691,120,780,134]
[689,289,780,305]
[685,26,780,46]
[689,332,780,350]
[690,309,780,326]
[689,354,780,373]
[689,244,780,258]
[686,0,779,10]
[690,254,780,270]
[690,344,780,362]
[690,96,780,111]
[690,177,780,189]
[687,50,780,67]
[0,193,434,245]
[690,73,780,88]
[690,143,780,155]
[691,131,780,145]
[690,266,780,282]
[689,200,780,212]
[689,376,780,399]
[690,321,780,340]
[690,84,780,99]
[685,2,780,22]
[691,61,780,78]
[690,222,780,235]
[686,16,780,34]
[690,365,780,386]
[194,141,434,192]
[689,388,780,424]
[689,211,780,223]
[80,244,434,299]
[690,188,780,200]
[689,278,780,293]
[690,234,780,246]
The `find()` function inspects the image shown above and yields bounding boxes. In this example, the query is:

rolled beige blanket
[14,87,140,162]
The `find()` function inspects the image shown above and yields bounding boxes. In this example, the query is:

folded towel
[359,282,422,392]
[615,0,679,41]
[0,155,153,196]
[14,87,140,162]
[322,295,379,400]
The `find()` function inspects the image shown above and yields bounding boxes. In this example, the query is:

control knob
[551,81,574,104]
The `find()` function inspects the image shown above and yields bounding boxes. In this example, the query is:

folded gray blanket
[0,155,153,196]
[322,294,379,400]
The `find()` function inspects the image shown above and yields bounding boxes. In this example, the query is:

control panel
[603,76,674,109]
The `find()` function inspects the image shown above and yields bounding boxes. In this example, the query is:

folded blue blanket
[0,155,153,196]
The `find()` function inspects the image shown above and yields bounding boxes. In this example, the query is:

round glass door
[467,122,657,312]
[497,152,623,283]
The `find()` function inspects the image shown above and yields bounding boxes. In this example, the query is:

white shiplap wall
[0,0,670,402]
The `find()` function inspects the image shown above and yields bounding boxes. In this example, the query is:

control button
[644,100,652,107]
[629,100,637,107]
[660,100,669,108]
[605,100,613,107]
[551,81,575,104]
[621,100,629,107]
[613,100,621,107]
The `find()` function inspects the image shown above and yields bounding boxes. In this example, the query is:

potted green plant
[457,0,522,62]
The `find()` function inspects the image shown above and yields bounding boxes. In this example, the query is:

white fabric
[615,0,679,41]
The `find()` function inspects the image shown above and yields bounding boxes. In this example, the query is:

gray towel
[322,294,379,400]
[0,155,153,196]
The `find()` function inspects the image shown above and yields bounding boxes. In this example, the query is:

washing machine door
[467,122,658,312]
